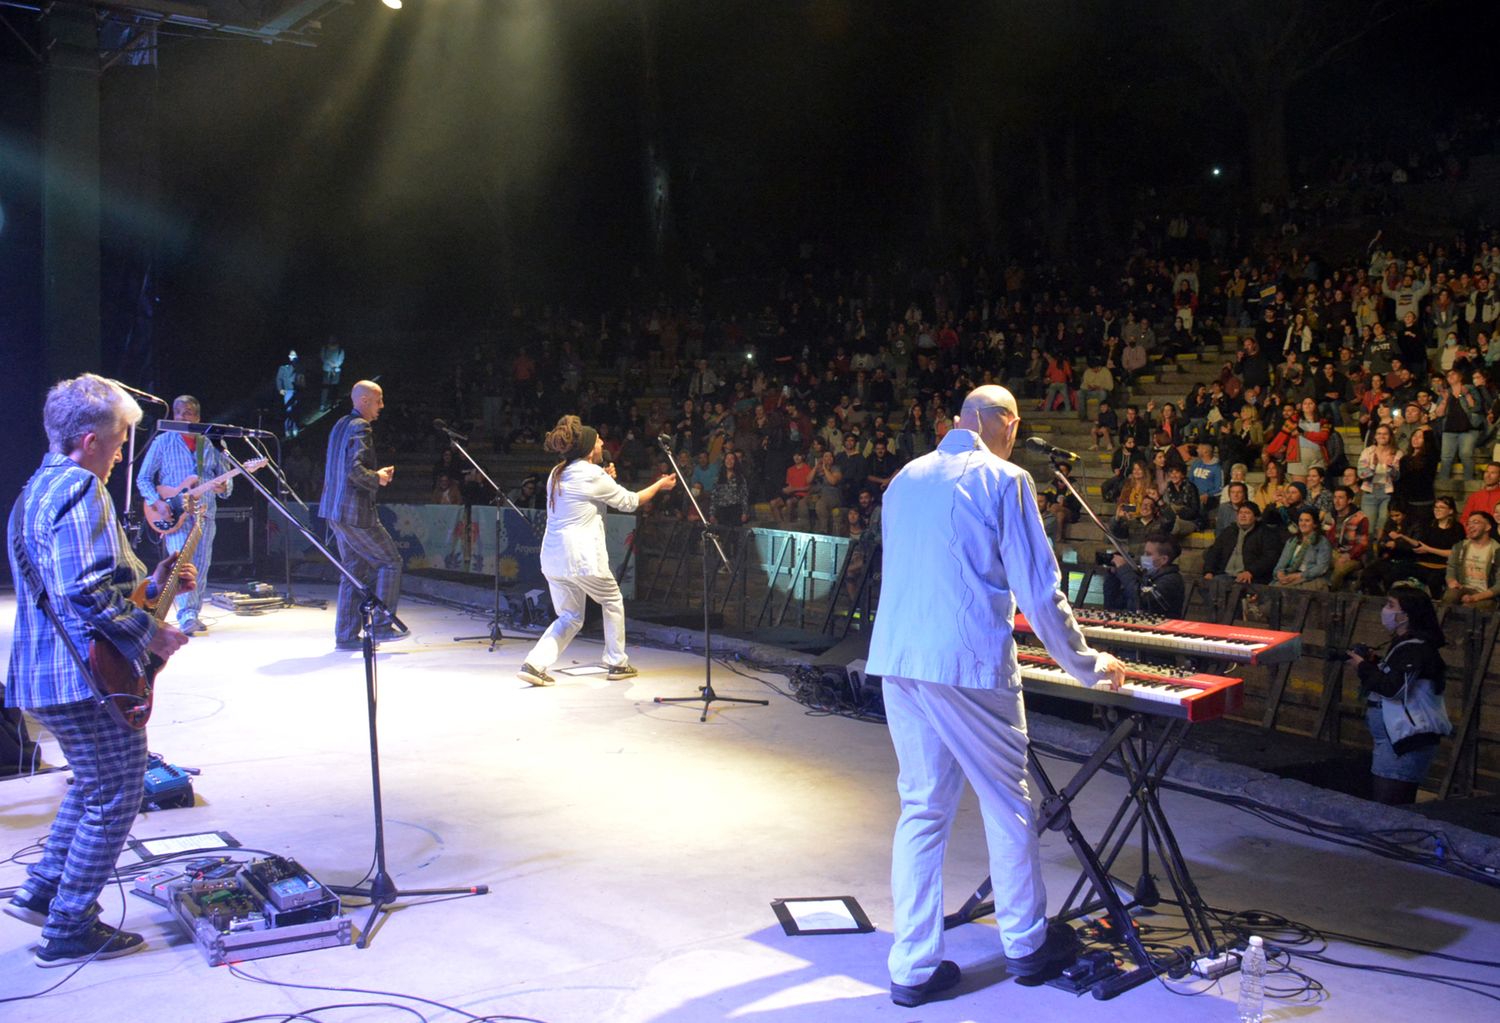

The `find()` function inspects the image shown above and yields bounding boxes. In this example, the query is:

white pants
[523,572,628,669]
[883,675,1047,985]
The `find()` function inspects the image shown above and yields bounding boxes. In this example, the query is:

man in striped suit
[319,380,404,650]
[138,395,231,635]
[6,374,193,966]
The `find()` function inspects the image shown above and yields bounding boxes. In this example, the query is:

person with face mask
[1103,533,1186,616]
[1347,586,1453,805]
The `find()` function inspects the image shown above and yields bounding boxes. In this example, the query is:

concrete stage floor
[2,587,1498,1023]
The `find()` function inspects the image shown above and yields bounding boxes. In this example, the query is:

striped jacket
[319,412,383,526]
[6,456,156,709]
[137,432,232,514]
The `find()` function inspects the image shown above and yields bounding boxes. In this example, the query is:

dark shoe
[606,663,639,681]
[4,889,101,928]
[890,959,960,1007]
[34,922,145,967]
[518,663,555,687]
[179,618,206,635]
[372,628,409,644]
[1004,921,1081,979]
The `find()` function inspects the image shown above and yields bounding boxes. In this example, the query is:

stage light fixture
[382,0,402,9]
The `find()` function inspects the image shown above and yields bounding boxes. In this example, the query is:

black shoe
[1003,921,1081,979]
[517,663,555,687]
[4,889,101,928]
[890,959,961,1007]
[372,628,409,644]
[606,663,639,681]
[34,922,145,968]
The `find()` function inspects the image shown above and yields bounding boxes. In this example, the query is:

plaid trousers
[328,519,402,643]
[26,699,148,941]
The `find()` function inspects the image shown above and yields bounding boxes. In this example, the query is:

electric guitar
[144,457,267,536]
[87,507,206,729]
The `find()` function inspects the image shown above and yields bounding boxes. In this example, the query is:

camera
[1095,549,1116,567]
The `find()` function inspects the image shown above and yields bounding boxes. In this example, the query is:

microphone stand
[113,381,168,546]
[216,443,487,947]
[442,425,537,650]
[240,433,324,609]
[651,437,768,721]
[1046,454,1155,606]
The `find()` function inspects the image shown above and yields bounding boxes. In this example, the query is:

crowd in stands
[273,194,1500,613]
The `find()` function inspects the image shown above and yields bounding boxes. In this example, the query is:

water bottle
[1237,935,1266,1023]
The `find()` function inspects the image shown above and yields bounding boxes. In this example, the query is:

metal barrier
[634,522,1500,796]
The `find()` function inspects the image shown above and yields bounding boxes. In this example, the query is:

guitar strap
[8,484,138,717]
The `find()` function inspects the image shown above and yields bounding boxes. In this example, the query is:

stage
[1,587,1497,1022]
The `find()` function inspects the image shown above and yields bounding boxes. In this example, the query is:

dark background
[2,0,1500,423]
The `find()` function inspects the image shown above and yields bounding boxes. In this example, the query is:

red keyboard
[1017,649,1243,722]
[1015,609,1301,665]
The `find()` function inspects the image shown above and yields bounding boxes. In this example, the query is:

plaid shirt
[318,412,382,526]
[1326,508,1370,560]
[6,456,156,709]
[137,432,232,512]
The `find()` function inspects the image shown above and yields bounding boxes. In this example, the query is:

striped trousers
[26,700,148,941]
[328,519,403,644]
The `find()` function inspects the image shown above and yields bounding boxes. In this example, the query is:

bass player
[5,374,195,966]
[137,394,230,635]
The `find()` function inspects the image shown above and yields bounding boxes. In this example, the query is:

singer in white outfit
[867,384,1126,1007]
[517,416,676,688]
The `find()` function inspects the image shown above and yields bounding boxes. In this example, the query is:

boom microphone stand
[1045,451,1154,603]
[440,419,538,650]
[217,439,487,948]
[651,434,768,721]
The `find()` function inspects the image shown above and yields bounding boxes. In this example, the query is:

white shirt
[867,429,1111,690]
[540,461,639,578]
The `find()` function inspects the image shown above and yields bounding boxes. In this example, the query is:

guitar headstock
[246,457,270,473]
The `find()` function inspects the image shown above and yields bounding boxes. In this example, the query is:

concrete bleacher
[382,329,1489,559]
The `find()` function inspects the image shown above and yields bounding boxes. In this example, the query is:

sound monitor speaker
[215,506,255,571]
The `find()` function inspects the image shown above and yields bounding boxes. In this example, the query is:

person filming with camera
[1103,532,1186,616]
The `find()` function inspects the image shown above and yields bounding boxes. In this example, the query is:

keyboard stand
[944,710,1218,999]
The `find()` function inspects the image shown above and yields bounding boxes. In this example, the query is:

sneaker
[4,889,101,928]
[34,922,145,968]
[371,628,409,644]
[1003,921,1081,979]
[179,619,206,635]
[518,663,555,687]
[606,663,639,681]
[890,959,961,1007]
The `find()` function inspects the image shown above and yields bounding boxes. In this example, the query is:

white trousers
[883,675,1047,985]
[523,572,628,670]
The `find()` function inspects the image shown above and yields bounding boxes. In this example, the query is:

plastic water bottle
[1237,935,1266,1023]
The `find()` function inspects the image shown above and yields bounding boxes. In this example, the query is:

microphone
[1022,436,1081,462]
[158,419,274,439]
[434,418,468,441]
[112,380,169,407]
[656,433,673,450]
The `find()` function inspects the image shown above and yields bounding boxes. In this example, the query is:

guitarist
[137,395,230,635]
[5,374,195,966]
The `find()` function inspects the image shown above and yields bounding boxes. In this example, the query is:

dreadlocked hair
[544,415,589,511]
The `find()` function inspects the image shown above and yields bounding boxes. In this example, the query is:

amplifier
[215,505,255,570]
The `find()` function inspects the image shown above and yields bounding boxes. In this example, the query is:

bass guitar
[144,457,267,536]
[87,508,206,729]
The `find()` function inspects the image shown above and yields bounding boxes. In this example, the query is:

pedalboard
[142,855,351,965]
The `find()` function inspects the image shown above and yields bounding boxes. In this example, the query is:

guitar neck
[155,516,206,618]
